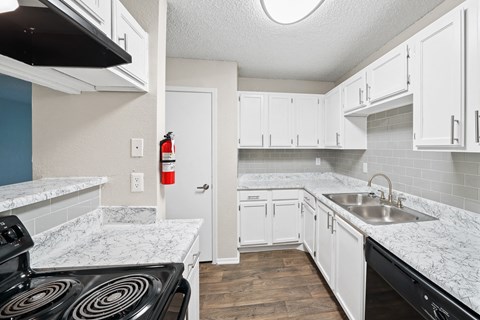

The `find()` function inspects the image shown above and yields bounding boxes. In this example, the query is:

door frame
[166,86,218,264]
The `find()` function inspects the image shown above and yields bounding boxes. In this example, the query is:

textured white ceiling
[166,0,445,81]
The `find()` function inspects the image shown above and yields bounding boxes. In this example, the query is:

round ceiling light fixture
[260,0,325,25]
[0,0,19,13]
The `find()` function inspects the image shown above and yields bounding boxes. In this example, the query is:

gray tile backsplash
[0,186,101,235]
[238,105,480,213]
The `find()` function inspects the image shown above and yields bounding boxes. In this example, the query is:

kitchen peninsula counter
[30,207,202,268]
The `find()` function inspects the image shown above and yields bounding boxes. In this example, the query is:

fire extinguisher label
[162,162,175,172]
[162,152,176,161]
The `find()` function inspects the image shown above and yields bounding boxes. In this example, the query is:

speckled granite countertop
[30,207,202,269]
[239,172,480,314]
[0,177,108,212]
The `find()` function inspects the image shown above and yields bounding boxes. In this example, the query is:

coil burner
[70,275,156,320]
[0,279,81,319]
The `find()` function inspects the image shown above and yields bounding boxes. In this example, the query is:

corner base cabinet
[238,190,301,248]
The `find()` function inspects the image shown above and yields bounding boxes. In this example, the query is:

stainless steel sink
[326,193,380,206]
[324,192,438,225]
[346,204,437,225]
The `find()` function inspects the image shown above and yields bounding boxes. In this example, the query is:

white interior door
[166,90,213,262]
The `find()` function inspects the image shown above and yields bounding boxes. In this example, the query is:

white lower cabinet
[333,215,366,320]
[238,190,301,248]
[315,202,334,286]
[239,202,269,246]
[183,236,200,320]
[316,201,366,320]
[273,201,301,243]
[302,200,316,258]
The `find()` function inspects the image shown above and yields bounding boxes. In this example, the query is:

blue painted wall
[0,74,32,186]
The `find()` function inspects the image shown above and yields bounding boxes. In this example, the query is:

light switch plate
[131,138,144,157]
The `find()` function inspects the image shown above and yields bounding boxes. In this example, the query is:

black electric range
[0,215,190,320]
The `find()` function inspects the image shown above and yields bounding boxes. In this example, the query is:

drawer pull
[248,195,260,200]
[189,252,201,270]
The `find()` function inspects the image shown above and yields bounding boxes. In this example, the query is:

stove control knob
[3,228,18,243]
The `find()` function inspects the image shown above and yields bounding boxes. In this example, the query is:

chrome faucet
[367,173,393,203]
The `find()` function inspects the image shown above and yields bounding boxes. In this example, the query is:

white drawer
[272,189,299,200]
[239,190,268,201]
[303,191,316,208]
[183,236,200,278]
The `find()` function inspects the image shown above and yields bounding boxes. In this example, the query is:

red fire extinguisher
[160,132,175,185]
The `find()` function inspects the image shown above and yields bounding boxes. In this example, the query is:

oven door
[162,278,191,320]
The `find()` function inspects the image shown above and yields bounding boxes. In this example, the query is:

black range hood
[0,0,131,68]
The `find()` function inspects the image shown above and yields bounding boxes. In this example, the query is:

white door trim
[166,86,218,264]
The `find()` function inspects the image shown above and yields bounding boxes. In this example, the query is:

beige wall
[32,0,167,209]
[166,58,238,260]
[336,0,465,85]
[238,77,334,94]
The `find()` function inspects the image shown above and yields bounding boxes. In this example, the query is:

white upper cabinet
[238,93,265,148]
[238,92,323,149]
[343,71,367,113]
[64,0,112,37]
[294,96,321,147]
[324,87,343,148]
[343,41,413,116]
[111,0,149,89]
[325,86,367,149]
[55,1,149,92]
[268,95,294,147]
[413,5,465,149]
[367,43,410,104]
[465,0,480,152]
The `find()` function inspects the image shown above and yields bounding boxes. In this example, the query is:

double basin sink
[324,193,437,225]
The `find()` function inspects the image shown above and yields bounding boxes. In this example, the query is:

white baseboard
[238,243,304,253]
[215,251,240,265]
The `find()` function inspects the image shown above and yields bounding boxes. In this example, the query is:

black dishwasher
[365,238,479,320]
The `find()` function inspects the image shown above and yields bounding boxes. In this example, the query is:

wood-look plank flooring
[199,250,348,320]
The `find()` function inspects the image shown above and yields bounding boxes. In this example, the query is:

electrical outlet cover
[315,158,321,166]
[131,172,144,192]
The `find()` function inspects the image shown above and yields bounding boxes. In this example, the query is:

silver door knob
[197,184,209,190]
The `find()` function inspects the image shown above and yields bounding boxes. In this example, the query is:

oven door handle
[175,278,191,320]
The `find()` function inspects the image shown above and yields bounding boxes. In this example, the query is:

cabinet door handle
[326,212,331,230]
[118,33,128,51]
[261,134,264,147]
[475,110,479,143]
[359,88,363,105]
[264,203,267,217]
[331,217,336,234]
[297,134,299,146]
[189,252,201,270]
[451,115,459,145]
[273,204,276,217]
[366,84,371,101]
[269,134,272,147]
[336,132,340,146]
